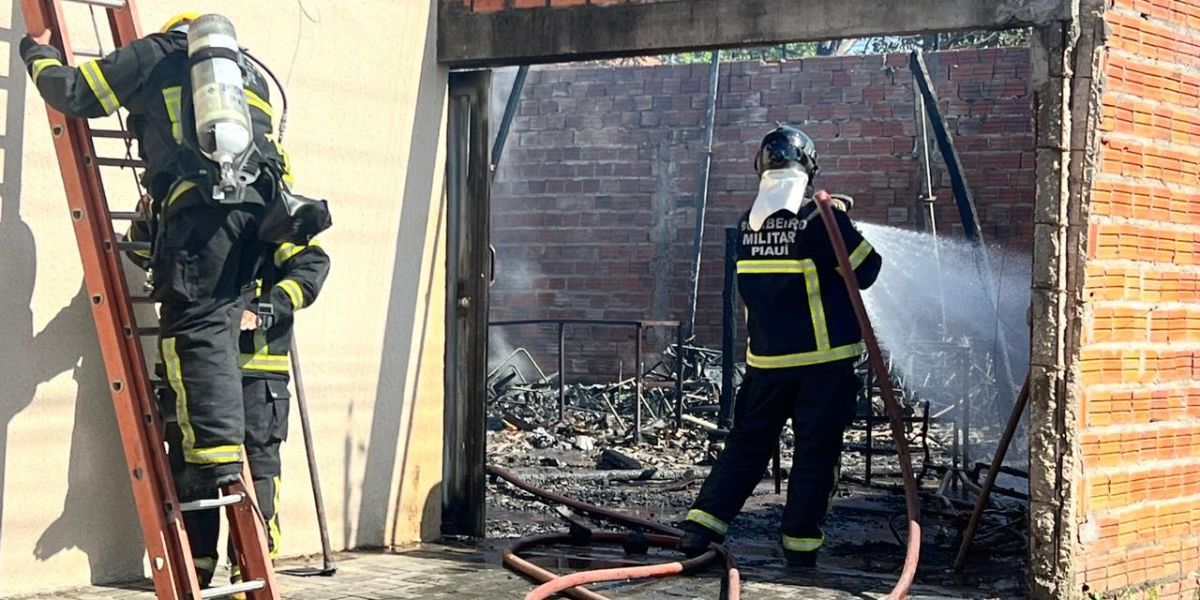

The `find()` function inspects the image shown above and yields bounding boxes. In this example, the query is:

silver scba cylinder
[187,14,253,200]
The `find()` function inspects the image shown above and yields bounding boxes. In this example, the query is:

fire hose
[488,465,740,600]
[815,191,922,600]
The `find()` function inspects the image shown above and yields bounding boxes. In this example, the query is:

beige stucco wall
[0,0,447,594]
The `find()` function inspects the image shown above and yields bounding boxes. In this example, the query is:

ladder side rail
[20,1,199,597]
[96,5,207,597]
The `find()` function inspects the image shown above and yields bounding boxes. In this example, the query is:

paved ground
[12,545,1004,599]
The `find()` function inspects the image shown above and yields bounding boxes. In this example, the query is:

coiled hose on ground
[488,465,740,600]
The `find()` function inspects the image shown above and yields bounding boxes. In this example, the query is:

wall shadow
[355,1,446,546]
[0,5,141,584]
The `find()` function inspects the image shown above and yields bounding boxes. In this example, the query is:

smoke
[857,223,1031,431]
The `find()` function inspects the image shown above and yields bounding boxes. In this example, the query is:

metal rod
[815,192,920,600]
[953,375,1030,571]
[63,0,127,8]
[865,367,874,487]
[93,156,146,168]
[718,227,737,432]
[912,79,947,334]
[674,324,685,429]
[683,51,721,341]
[558,322,566,421]
[773,443,782,495]
[90,128,134,139]
[909,50,983,242]
[490,318,678,328]
[909,49,1016,406]
[179,493,245,512]
[109,210,145,221]
[490,65,529,181]
[288,339,337,575]
[200,580,266,600]
[634,323,643,445]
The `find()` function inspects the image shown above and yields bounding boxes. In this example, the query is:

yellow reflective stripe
[805,264,830,351]
[746,342,864,369]
[166,180,198,206]
[274,239,321,267]
[269,475,282,559]
[271,138,295,187]
[31,58,63,83]
[244,89,273,117]
[273,243,298,266]
[686,509,729,536]
[163,86,183,142]
[80,60,120,115]
[239,327,283,371]
[161,337,197,461]
[849,240,874,270]
[737,259,810,274]
[782,534,825,552]
[277,279,304,309]
[739,258,830,350]
[238,354,290,372]
[188,445,243,464]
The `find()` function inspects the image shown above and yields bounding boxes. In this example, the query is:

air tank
[187,14,252,200]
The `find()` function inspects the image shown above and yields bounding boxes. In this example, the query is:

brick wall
[1077,1,1200,598]
[489,48,1034,381]
[445,0,669,13]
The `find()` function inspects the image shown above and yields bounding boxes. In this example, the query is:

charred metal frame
[488,318,686,443]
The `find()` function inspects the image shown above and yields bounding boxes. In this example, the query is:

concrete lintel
[439,0,1071,67]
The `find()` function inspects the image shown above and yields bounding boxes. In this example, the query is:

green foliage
[661,43,820,65]
[657,29,1030,64]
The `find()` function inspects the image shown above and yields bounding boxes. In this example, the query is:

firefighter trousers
[165,377,291,575]
[686,359,861,552]
[155,187,266,484]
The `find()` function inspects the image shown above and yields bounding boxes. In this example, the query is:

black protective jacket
[736,204,882,379]
[20,30,292,202]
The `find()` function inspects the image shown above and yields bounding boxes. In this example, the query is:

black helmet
[754,125,819,178]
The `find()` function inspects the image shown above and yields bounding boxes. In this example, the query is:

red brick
[472,0,505,11]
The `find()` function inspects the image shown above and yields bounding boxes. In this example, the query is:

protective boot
[677,520,723,558]
[783,547,818,569]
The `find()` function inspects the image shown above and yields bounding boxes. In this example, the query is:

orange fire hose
[814,191,922,599]
[520,536,717,600]
[490,466,740,600]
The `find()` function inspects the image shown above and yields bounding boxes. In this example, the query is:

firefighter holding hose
[679,126,882,568]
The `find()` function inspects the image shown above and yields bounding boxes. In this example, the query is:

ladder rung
[180,493,246,512]
[110,211,147,221]
[200,580,266,599]
[72,49,104,59]
[63,0,128,8]
[90,129,134,139]
[131,295,156,304]
[94,157,146,169]
[117,240,150,251]
[137,327,160,336]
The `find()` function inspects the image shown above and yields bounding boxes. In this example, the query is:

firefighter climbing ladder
[20,0,281,598]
